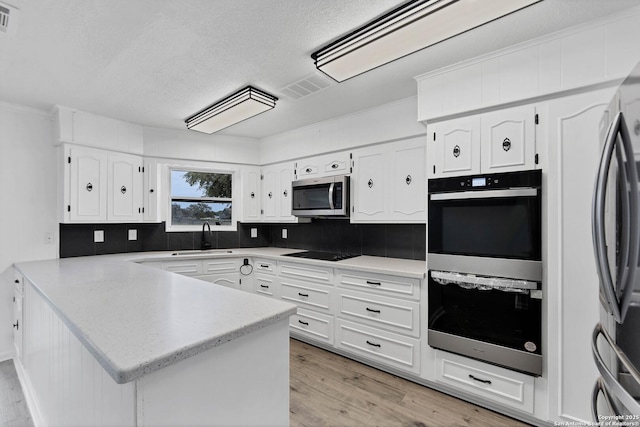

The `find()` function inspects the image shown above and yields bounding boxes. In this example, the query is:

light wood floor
[290,339,530,427]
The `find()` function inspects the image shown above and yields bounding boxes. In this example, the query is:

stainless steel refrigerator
[591,61,640,418]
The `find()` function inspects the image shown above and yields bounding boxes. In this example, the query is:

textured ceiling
[1,0,639,140]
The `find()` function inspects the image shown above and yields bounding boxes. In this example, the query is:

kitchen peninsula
[12,255,297,427]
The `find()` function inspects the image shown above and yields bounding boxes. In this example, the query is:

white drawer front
[256,274,278,298]
[435,351,534,413]
[336,290,419,337]
[164,260,203,276]
[197,273,240,290]
[290,308,334,345]
[255,258,276,274]
[281,279,332,312]
[279,262,333,284]
[336,320,420,374]
[337,271,420,300]
[202,258,241,274]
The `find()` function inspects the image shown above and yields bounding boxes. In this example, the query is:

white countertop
[14,256,297,384]
[125,247,427,279]
[13,248,425,385]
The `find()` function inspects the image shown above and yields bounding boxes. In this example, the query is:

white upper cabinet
[428,106,537,178]
[261,162,297,223]
[427,116,481,178]
[107,153,143,222]
[294,151,351,180]
[352,138,425,223]
[142,158,159,222]
[481,105,537,173]
[67,146,108,222]
[241,166,262,223]
[63,145,143,223]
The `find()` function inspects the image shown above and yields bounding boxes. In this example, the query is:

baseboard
[0,349,14,363]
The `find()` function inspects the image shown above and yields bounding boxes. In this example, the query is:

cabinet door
[352,146,386,221]
[107,153,143,222]
[13,288,22,361]
[391,139,425,221]
[143,159,158,222]
[262,168,278,221]
[279,167,294,220]
[242,167,261,222]
[481,105,536,173]
[428,117,481,178]
[68,147,108,221]
[545,89,614,423]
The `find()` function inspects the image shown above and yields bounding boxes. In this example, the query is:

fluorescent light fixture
[185,86,277,134]
[312,0,542,82]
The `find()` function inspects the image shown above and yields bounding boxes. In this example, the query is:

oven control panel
[428,169,541,193]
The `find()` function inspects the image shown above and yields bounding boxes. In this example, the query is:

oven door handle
[430,188,538,201]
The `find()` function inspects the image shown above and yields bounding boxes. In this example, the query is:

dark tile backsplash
[60,220,425,260]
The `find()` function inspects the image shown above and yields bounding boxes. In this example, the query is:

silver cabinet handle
[591,323,640,415]
[592,112,640,322]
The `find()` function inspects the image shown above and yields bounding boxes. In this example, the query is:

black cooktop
[283,251,357,262]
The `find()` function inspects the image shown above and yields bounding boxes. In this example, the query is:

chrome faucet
[201,221,212,250]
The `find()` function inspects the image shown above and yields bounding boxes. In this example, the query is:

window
[169,169,233,229]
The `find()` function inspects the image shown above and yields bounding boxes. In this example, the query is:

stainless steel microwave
[291,175,349,217]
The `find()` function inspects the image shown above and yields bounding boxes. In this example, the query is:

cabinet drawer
[296,164,319,178]
[290,308,334,345]
[337,270,420,300]
[255,259,276,274]
[279,262,333,284]
[435,351,534,413]
[336,319,420,374]
[322,159,349,175]
[202,258,241,274]
[164,260,203,276]
[256,274,278,298]
[336,290,419,337]
[281,278,332,312]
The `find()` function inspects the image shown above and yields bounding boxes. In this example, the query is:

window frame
[166,166,237,232]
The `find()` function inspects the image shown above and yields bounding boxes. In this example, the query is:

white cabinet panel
[261,162,296,223]
[241,167,261,222]
[391,140,425,219]
[352,138,425,223]
[280,278,332,313]
[427,116,481,178]
[142,159,158,222]
[107,153,143,222]
[290,308,334,345]
[295,151,351,180]
[481,105,536,173]
[435,350,534,414]
[68,146,108,222]
[352,146,386,221]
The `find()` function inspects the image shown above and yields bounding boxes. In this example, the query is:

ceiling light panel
[185,86,277,134]
[312,0,541,82]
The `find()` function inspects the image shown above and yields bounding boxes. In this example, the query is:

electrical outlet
[44,232,54,245]
[282,228,287,239]
[94,230,104,243]
[128,229,137,241]
[251,228,258,238]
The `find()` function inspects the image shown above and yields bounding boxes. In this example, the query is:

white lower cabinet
[336,319,420,375]
[13,274,24,361]
[280,278,332,313]
[289,308,334,345]
[434,350,534,414]
[335,289,420,338]
[255,258,279,298]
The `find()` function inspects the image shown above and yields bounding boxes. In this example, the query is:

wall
[259,96,426,164]
[0,102,58,361]
[143,126,261,165]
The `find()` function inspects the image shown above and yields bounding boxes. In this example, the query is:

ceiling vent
[0,2,19,37]
[279,72,335,100]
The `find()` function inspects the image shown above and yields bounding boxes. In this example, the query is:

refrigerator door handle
[593,115,622,321]
[592,377,625,420]
[592,112,640,323]
[615,112,639,321]
[591,322,640,416]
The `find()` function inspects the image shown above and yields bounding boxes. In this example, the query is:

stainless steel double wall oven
[427,169,543,376]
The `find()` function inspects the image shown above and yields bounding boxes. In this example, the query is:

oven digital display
[472,177,486,187]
